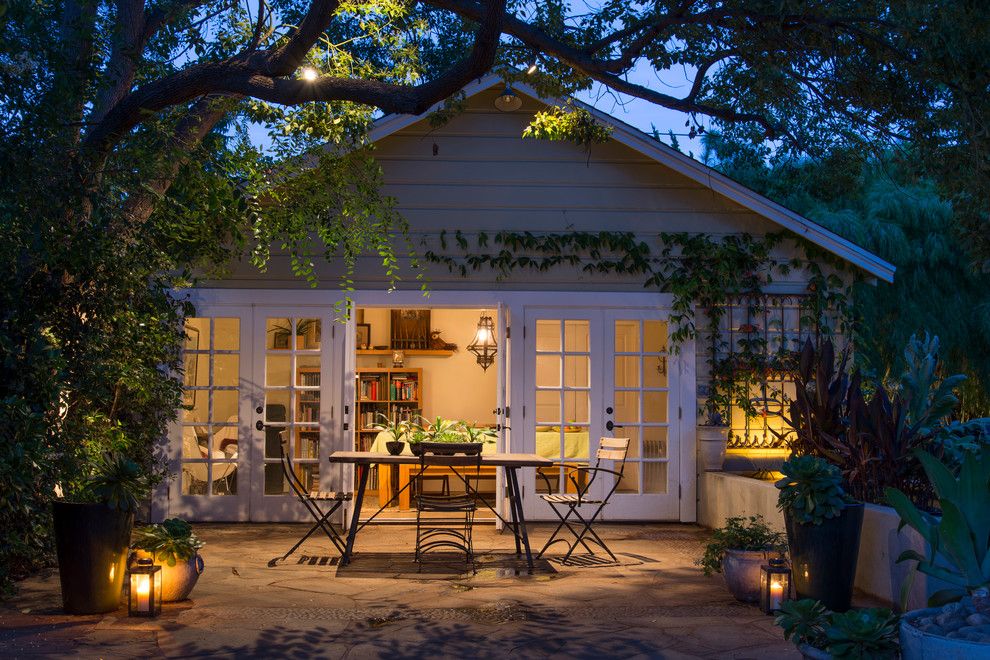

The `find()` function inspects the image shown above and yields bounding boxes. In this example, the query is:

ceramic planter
[900,607,990,660]
[697,426,729,471]
[53,502,134,614]
[721,549,767,602]
[131,550,205,602]
[385,441,405,455]
[785,503,864,612]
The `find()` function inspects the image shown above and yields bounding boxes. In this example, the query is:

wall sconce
[760,556,791,615]
[493,84,522,112]
[128,558,162,617]
[468,312,497,371]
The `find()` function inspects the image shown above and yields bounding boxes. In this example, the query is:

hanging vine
[423,229,862,429]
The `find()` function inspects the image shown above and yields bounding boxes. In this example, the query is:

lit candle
[770,580,784,611]
[136,574,150,612]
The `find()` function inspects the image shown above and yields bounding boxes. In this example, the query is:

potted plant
[373,413,410,455]
[776,455,864,611]
[696,515,786,602]
[130,518,206,602]
[53,452,149,614]
[408,417,477,455]
[776,598,900,659]
[886,450,990,658]
[697,405,730,471]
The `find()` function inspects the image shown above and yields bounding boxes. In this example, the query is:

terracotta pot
[697,426,728,471]
[721,549,768,603]
[131,550,204,602]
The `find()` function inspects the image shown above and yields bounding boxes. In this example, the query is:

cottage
[158,74,893,525]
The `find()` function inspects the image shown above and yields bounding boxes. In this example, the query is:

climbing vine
[423,229,861,429]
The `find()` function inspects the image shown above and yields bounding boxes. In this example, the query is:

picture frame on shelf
[356,323,371,350]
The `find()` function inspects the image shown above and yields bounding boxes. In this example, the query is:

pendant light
[468,311,497,371]
[493,84,522,112]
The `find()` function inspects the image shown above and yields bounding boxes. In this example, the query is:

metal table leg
[506,467,534,572]
[341,463,369,566]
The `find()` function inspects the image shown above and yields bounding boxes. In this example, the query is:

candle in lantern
[136,574,150,612]
[770,580,784,611]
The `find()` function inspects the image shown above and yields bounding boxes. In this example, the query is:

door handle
[256,420,265,431]
[605,421,624,431]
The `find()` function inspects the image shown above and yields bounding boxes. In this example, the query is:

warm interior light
[526,61,538,75]
[300,67,319,82]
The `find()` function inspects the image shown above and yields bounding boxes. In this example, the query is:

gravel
[913,598,990,644]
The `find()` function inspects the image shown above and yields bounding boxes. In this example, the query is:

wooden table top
[328,451,553,468]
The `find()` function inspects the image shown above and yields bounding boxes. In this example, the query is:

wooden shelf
[356,349,454,356]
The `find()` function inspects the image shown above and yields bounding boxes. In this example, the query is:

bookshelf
[296,367,321,470]
[355,367,423,451]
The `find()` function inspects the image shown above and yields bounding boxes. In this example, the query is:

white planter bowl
[900,607,990,660]
[697,426,728,471]
[721,549,766,602]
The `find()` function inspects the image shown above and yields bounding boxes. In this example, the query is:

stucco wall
[698,472,948,609]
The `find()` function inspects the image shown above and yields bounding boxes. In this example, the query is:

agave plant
[776,455,851,525]
[885,449,990,605]
[372,413,410,442]
[412,416,465,443]
[460,423,497,444]
[82,452,150,512]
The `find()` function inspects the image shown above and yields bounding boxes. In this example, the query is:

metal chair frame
[414,443,482,570]
[268,437,351,567]
[537,437,630,563]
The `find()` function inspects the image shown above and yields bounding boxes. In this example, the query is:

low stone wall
[697,472,949,610]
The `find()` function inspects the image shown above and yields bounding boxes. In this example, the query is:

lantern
[467,311,497,371]
[760,557,791,615]
[128,558,162,617]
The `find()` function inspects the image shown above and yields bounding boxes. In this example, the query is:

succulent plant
[775,599,899,659]
[81,452,150,512]
[131,518,205,566]
[886,449,990,605]
[775,455,852,525]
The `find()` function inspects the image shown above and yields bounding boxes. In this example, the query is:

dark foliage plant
[696,515,785,576]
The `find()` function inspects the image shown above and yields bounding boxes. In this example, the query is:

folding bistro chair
[414,442,482,570]
[537,437,630,564]
[268,436,352,567]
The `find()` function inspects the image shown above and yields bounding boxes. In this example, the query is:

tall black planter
[785,502,864,612]
[52,502,134,614]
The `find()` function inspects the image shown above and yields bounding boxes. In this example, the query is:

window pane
[297,429,320,459]
[212,390,239,423]
[214,354,239,387]
[614,356,639,388]
[264,464,288,494]
[617,464,640,494]
[535,320,560,352]
[644,462,668,494]
[298,318,321,350]
[296,390,320,422]
[564,390,589,424]
[184,353,209,388]
[644,320,667,353]
[264,391,290,422]
[644,391,668,423]
[296,355,321,385]
[266,317,292,350]
[211,426,239,457]
[535,391,560,424]
[184,318,208,351]
[181,465,208,495]
[564,320,589,352]
[564,355,589,388]
[643,427,668,458]
[643,356,668,388]
[181,394,208,424]
[296,464,319,492]
[264,425,287,458]
[211,464,237,495]
[617,426,640,459]
[181,427,207,459]
[214,318,240,351]
[266,355,291,387]
[614,320,640,352]
[614,391,639,423]
[535,355,560,388]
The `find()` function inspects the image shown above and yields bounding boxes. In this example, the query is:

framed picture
[356,323,371,350]
[390,309,431,349]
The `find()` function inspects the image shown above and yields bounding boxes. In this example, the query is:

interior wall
[355,308,498,425]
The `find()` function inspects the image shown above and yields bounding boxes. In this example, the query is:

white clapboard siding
[213,86,834,293]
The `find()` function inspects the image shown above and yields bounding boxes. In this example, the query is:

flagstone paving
[1,523,803,658]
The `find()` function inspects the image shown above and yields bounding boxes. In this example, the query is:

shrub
[696,515,785,576]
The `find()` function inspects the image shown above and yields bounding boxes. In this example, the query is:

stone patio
[0,523,802,658]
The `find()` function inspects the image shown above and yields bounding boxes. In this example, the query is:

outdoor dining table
[328,451,552,572]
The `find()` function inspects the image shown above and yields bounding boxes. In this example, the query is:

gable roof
[368,73,895,283]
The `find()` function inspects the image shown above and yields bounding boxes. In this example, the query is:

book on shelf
[298,371,320,387]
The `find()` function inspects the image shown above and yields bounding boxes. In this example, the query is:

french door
[167,304,347,522]
[520,307,681,521]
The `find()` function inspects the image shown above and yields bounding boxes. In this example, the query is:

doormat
[334,552,557,579]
